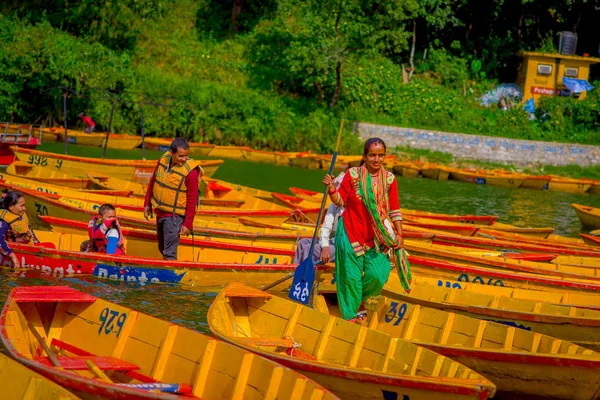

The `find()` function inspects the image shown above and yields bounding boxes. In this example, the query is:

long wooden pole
[262,119,345,291]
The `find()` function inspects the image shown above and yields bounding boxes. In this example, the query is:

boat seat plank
[50,339,157,383]
[14,287,95,303]
[34,355,140,371]
[238,337,295,348]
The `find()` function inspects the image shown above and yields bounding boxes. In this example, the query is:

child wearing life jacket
[86,204,125,255]
[0,191,40,268]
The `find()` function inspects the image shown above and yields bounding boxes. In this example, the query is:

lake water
[1,147,599,398]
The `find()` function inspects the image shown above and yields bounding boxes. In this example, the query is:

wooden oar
[86,360,114,384]
[27,322,61,368]
[262,120,345,294]
[287,120,344,304]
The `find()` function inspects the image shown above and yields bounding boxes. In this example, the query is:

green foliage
[1,0,600,156]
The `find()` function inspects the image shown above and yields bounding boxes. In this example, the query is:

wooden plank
[238,337,294,348]
[192,340,217,398]
[34,355,139,371]
[217,302,236,337]
[503,327,516,350]
[446,362,459,378]
[289,377,308,399]
[550,339,562,354]
[348,327,368,368]
[263,366,284,400]
[315,318,335,360]
[403,305,421,340]
[431,355,445,377]
[446,289,457,303]
[151,325,178,381]
[409,346,423,376]
[567,344,579,355]
[569,307,578,316]
[382,338,398,373]
[282,304,303,338]
[531,333,542,353]
[22,377,42,400]
[439,313,455,345]
[308,389,325,400]
[47,303,69,345]
[20,303,47,356]
[533,302,543,314]
[112,311,139,359]
[489,296,500,309]
[473,320,487,348]
[231,353,254,400]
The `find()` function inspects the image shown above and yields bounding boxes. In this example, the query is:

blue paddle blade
[288,257,316,304]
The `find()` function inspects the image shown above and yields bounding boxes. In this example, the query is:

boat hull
[11,147,222,183]
[573,204,600,230]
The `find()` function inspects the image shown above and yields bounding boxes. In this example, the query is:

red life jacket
[87,216,125,255]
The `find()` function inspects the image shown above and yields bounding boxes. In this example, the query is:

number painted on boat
[385,301,407,326]
[27,155,63,170]
[491,320,531,331]
[27,155,48,166]
[98,307,127,337]
[437,274,504,289]
[34,203,48,216]
[291,282,310,303]
[381,390,409,400]
[36,187,58,195]
[254,255,278,264]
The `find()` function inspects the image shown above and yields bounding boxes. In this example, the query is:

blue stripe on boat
[93,264,185,284]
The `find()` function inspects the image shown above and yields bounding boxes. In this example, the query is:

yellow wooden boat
[209,283,496,400]
[289,153,322,169]
[548,176,594,193]
[37,217,296,264]
[11,147,223,183]
[24,187,304,244]
[202,177,275,200]
[206,145,248,159]
[450,170,525,188]
[405,241,600,281]
[239,148,292,165]
[200,178,290,211]
[57,129,105,147]
[520,174,551,190]
[315,271,600,314]
[0,352,79,399]
[141,137,216,157]
[588,181,600,195]
[103,133,143,150]
[480,222,554,238]
[1,285,338,400]
[316,292,600,399]
[87,173,147,197]
[392,161,421,178]
[6,162,95,189]
[572,203,600,230]
[420,164,451,181]
[40,127,62,142]
[407,253,600,294]
[379,278,600,352]
[0,175,144,206]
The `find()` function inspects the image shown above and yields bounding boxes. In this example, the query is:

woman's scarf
[357,166,412,293]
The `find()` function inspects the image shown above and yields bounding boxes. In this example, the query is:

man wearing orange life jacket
[143,138,203,260]
[85,204,125,255]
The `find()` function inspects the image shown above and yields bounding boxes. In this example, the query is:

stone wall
[355,122,600,166]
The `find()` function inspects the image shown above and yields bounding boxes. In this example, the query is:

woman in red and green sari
[323,138,411,321]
